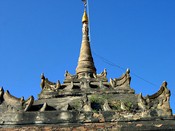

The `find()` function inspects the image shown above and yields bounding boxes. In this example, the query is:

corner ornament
[40,73,60,91]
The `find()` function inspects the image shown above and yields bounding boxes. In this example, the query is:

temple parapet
[40,73,61,91]
[110,69,134,94]
[64,71,78,83]
[137,81,172,117]
[0,87,34,112]
[39,69,135,99]
[39,73,61,99]
[110,69,131,88]
[64,69,108,83]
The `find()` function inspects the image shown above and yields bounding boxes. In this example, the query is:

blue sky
[0,1,175,113]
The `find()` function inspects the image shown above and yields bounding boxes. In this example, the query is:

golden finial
[82,0,88,23]
[82,10,88,23]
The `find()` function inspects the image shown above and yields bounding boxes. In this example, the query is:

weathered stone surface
[0,2,174,130]
[1,119,175,131]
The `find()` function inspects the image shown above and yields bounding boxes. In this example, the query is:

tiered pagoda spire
[76,4,96,78]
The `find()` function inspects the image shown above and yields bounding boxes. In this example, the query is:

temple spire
[76,0,96,78]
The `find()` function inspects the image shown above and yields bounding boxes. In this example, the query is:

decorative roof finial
[82,0,87,10]
[82,0,88,23]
